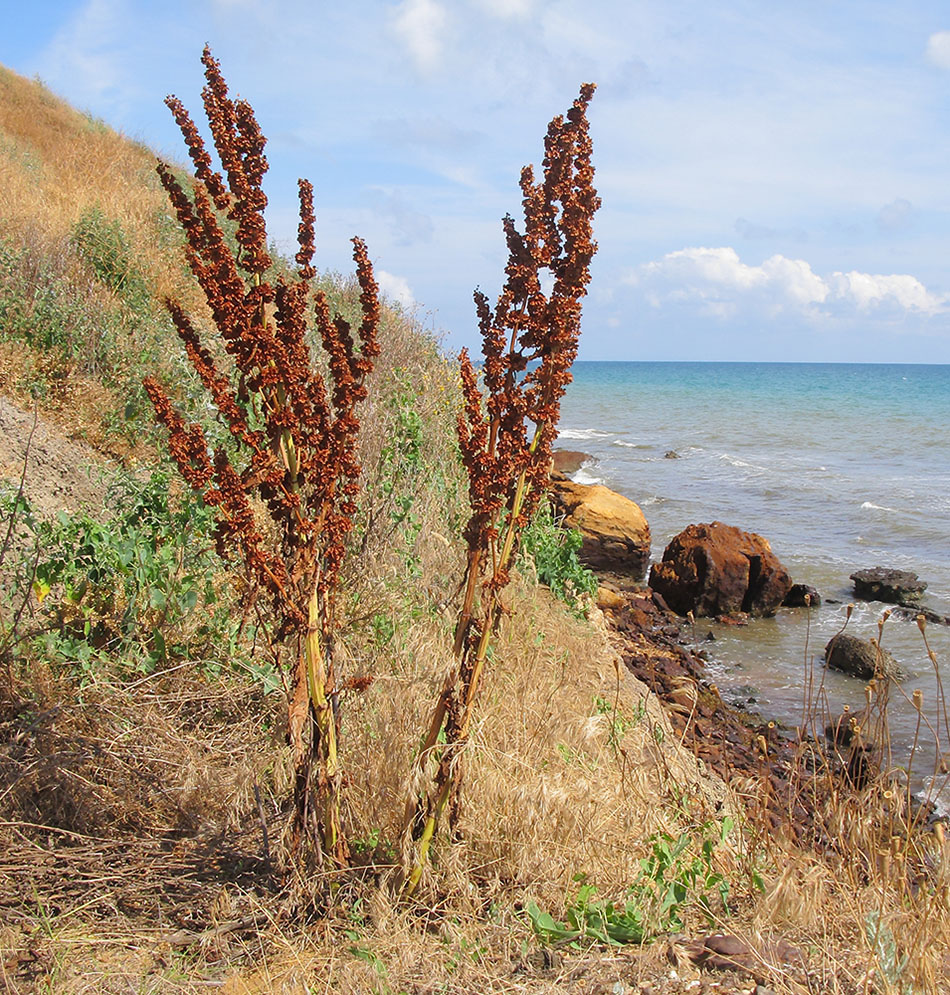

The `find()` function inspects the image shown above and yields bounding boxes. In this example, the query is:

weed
[865,911,914,993]
[404,82,600,894]
[19,468,244,678]
[520,498,597,615]
[528,818,734,949]
[149,48,379,865]
[70,206,149,308]
[594,694,633,750]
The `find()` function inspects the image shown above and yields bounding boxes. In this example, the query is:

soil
[0,396,110,519]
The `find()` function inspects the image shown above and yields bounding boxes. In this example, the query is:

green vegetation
[528,818,734,948]
[521,498,598,614]
[14,469,246,679]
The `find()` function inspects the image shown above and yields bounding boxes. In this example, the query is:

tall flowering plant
[145,48,379,866]
[403,84,599,893]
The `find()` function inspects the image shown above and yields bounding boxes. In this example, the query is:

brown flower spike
[404,84,599,894]
[148,47,379,867]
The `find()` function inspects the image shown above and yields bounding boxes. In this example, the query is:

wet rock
[551,449,591,476]
[783,583,821,607]
[824,632,905,682]
[549,478,651,578]
[595,586,625,610]
[649,522,792,618]
[851,567,926,604]
[716,612,750,626]
[892,605,950,627]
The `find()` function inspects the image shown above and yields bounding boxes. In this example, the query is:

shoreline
[594,572,938,838]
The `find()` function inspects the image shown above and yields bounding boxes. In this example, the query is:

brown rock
[549,478,651,578]
[649,522,792,617]
[595,586,626,610]
[551,449,591,476]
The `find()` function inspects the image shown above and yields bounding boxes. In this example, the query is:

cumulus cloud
[377,270,416,310]
[392,0,447,73]
[927,31,950,69]
[828,271,943,313]
[629,246,948,319]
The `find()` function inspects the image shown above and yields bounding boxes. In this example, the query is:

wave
[860,501,898,513]
[718,453,766,471]
[558,428,612,441]
[573,468,603,485]
[611,439,653,449]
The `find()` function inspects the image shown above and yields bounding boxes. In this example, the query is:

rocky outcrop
[548,478,651,578]
[648,521,792,618]
[783,583,821,608]
[851,567,927,604]
[551,449,591,476]
[824,632,904,682]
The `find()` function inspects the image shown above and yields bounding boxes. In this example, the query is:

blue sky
[3,0,950,362]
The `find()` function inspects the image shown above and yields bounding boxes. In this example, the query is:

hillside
[0,61,948,995]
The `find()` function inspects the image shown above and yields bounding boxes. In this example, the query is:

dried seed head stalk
[404,85,598,894]
[148,48,379,868]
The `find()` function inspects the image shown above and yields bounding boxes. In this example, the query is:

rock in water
[783,583,821,607]
[549,478,651,579]
[551,449,591,476]
[824,632,905,682]
[850,567,927,604]
[649,521,792,617]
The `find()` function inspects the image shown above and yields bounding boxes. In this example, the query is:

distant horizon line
[570,358,950,366]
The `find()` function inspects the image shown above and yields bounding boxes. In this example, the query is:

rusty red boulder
[649,521,792,617]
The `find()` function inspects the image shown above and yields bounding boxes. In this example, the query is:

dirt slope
[0,396,109,518]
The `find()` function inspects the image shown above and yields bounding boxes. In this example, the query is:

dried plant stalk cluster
[403,84,599,892]
[145,48,379,866]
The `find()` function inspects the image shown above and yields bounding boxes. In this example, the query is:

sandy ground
[0,396,109,519]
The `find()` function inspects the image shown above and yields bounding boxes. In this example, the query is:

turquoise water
[558,362,950,801]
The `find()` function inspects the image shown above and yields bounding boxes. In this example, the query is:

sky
[3,0,950,362]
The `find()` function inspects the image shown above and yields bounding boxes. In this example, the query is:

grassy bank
[0,60,948,995]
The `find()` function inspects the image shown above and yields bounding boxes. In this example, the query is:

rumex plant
[145,48,379,866]
[403,84,599,892]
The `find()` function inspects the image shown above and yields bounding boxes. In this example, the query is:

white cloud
[926,31,950,69]
[391,0,448,73]
[473,0,536,19]
[38,0,129,108]
[377,270,417,310]
[829,271,945,314]
[630,246,948,320]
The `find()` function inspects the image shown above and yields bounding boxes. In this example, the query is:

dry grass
[0,66,187,304]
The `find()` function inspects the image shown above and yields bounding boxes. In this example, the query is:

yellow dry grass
[0,65,185,304]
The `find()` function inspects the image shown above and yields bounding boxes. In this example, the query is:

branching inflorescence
[403,84,599,894]
[146,48,379,867]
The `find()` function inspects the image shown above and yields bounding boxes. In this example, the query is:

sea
[557,361,950,803]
